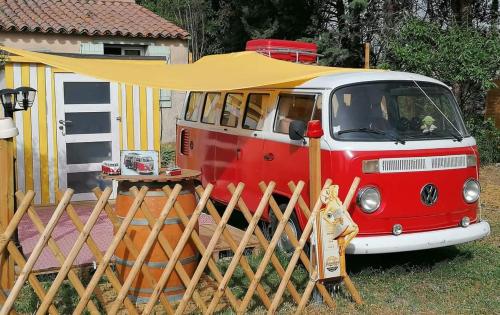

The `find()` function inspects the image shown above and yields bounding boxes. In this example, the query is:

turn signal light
[466,155,477,167]
[362,160,379,173]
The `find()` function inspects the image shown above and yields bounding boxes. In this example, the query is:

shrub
[465,117,500,165]
[384,19,500,116]
[160,143,176,168]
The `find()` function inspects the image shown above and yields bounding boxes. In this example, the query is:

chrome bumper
[347,221,491,254]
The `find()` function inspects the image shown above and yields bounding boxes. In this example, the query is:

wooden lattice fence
[0,177,360,314]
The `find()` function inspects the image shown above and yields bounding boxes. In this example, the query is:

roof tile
[0,0,189,39]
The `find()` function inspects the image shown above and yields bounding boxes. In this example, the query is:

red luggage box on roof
[246,39,319,64]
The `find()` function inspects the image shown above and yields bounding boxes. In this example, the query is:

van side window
[201,93,221,124]
[274,94,318,134]
[221,93,243,127]
[243,94,269,130]
[185,92,204,122]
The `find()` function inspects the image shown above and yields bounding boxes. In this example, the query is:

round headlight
[356,186,381,213]
[463,179,480,203]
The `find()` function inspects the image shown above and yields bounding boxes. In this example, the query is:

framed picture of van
[120,150,159,176]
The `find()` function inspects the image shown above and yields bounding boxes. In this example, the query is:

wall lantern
[0,87,37,118]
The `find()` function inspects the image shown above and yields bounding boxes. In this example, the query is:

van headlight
[356,186,381,213]
[463,179,480,203]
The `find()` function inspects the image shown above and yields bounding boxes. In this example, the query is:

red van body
[176,71,490,254]
[134,157,154,175]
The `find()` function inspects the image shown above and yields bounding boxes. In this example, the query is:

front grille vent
[431,155,466,169]
[380,155,467,173]
[381,158,426,172]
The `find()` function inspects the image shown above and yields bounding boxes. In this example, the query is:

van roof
[295,70,448,90]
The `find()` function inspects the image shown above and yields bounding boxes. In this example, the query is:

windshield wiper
[429,130,463,142]
[337,128,406,145]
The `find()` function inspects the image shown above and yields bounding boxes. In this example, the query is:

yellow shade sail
[1,45,372,91]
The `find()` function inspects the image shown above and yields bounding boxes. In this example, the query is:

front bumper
[347,221,491,254]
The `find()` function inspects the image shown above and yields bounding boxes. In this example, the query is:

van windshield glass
[331,81,468,141]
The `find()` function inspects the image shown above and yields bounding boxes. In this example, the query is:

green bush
[465,117,500,165]
[383,19,500,115]
[160,143,176,168]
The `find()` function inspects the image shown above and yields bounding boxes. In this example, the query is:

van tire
[262,203,308,255]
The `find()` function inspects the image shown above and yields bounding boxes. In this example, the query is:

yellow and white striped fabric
[4,61,161,205]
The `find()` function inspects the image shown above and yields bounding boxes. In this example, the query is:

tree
[140,0,319,57]
[139,0,215,61]
[383,18,500,115]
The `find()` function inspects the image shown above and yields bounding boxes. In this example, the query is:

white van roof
[296,70,448,90]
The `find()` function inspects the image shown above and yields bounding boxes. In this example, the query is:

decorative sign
[314,184,359,280]
[120,150,159,176]
[101,160,121,175]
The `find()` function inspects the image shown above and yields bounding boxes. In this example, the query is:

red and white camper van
[176,70,491,254]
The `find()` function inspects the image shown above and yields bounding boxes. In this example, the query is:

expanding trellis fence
[0,177,360,315]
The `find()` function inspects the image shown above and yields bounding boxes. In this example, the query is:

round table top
[102,169,201,183]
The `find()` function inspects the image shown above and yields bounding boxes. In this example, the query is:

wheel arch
[270,191,307,231]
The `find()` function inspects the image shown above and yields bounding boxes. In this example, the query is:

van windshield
[331,81,468,141]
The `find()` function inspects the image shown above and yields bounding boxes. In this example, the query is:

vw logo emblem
[421,184,438,206]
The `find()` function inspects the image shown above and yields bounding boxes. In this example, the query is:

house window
[103,44,144,56]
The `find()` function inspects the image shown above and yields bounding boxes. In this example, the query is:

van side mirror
[289,120,307,141]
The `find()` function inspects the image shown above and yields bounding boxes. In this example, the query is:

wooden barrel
[114,180,199,303]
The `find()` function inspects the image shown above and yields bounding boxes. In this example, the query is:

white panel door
[55,73,119,201]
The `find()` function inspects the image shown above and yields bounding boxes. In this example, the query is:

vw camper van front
[327,79,490,253]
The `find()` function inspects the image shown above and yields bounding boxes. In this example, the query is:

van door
[261,93,321,218]
[235,93,271,212]
[214,93,243,202]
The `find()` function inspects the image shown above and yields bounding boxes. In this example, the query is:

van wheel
[261,204,302,254]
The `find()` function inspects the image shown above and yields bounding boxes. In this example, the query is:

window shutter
[80,43,104,55]
[159,88,172,108]
[147,45,172,108]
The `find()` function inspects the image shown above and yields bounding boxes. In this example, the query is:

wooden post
[307,120,323,284]
[0,118,18,294]
[307,120,323,211]
[364,42,370,69]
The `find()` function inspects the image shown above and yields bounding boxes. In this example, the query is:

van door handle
[263,153,274,161]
